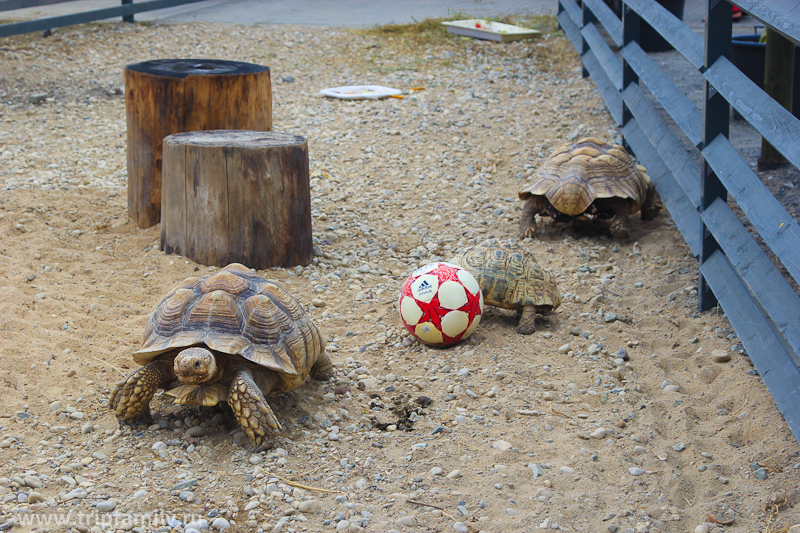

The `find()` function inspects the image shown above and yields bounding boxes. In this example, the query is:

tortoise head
[174,347,218,384]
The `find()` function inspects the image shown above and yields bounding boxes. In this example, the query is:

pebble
[628,467,645,476]
[446,470,462,479]
[249,454,263,465]
[211,518,231,529]
[560,466,575,475]
[663,385,681,393]
[49,401,61,411]
[27,491,45,503]
[186,426,207,438]
[430,467,443,476]
[712,349,731,362]
[454,523,469,533]
[673,443,687,452]
[396,515,418,527]
[298,499,321,513]
[558,343,571,354]
[492,440,512,451]
[96,500,116,512]
[694,525,709,533]
[590,427,607,439]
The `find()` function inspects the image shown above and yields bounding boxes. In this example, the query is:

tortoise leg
[519,196,546,239]
[517,306,537,335]
[310,351,334,380]
[109,359,175,424]
[608,198,632,239]
[640,182,662,221]
[228,366,281,452]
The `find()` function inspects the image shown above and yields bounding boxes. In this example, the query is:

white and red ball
[398,262,483,347]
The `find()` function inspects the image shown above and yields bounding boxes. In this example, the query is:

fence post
[698,0,732,311]
[580,1,596,79]
[620,4,640,154]
[122,0,134,23]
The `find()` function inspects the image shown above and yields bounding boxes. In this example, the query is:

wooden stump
[161,130,313,270]
[125,59,272,229]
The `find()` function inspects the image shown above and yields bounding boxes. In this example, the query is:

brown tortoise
[519,138,661,239]
[449,238,561,334]
[108,263,332,450]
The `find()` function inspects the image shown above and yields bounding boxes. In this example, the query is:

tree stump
[125,59,272,229]
[161,130,313,270]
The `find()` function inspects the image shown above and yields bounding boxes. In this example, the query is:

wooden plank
[560,0,582,28]
[557,9,582,51]
[622,82,700,207]
[735,0,800,46]
[702,135,800,283]
[621,41,702,146]
[700,250,800,445]
[581,22,622,90]
[0,0,73,12]
[160,137,187,258]
[184,139,229,267]
[625,0,704,69]
[701,197,800,356]
[0,0,207,38]
[582,0,622,46]
[622,120,701,255]
[704,57,800,170]
[582,49,622,124]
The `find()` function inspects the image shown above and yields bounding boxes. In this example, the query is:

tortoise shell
[519,137,652,216]
[133,263,326,387]
[449,238,561,311]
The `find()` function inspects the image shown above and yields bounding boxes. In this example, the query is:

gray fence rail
[0,0,207,38]
[558,0,800,443]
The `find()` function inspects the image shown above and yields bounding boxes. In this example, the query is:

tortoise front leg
[109,359,175,424]
[517,306,537,335]
[519,196,547,239]
[228,366,281,452]
[608,198,632,239]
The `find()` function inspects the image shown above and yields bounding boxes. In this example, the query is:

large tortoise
[519,137,661,239]
[108,263,332,450]
[449,238,561,334]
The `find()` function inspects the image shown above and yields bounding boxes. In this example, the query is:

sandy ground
[0,17,799,533]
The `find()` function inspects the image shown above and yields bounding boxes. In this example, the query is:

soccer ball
[398,262,484,347]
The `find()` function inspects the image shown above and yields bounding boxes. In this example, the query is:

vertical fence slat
[697,0,732,311]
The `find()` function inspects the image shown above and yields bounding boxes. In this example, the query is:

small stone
[430,467,443,476]
[558,343,571,354]
[179,491,195,502]
[754,468,768,480]
[694,525,709,533]
[96,500,116,512]
[590,427,607,439]
[673,443,687,452]
[629,467,645,476]
[712,350,731,363]
[454,523,469,533]
[560,466,575,475]
[27,491,45,503]
[663,385,681,393]
[492,440,512,451]
[211,517,231,529]
[49,401,61,411]
[249,455,263,465]
[396,515,418,527]
[446,469,462,479]
[186,426,207,438]
[298,499,321,514]
[186,519,209,530]
[311,298,326,307]
[27,93,48,105]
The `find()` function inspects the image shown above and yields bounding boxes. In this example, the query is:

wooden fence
[558,0,800,442]
[0,0,207,38]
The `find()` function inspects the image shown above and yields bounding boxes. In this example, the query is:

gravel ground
[1,18,799,533]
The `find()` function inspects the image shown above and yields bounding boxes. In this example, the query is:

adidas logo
[418,280,431,289]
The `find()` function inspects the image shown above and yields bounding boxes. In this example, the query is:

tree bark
[125,59,272,228]
[161,130,313,270]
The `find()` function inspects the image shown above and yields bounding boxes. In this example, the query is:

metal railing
[0,0,208,38]
[558,0,800,442]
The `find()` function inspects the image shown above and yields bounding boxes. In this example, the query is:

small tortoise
[519,137,661,239]
[449,238,561,334]
[108,263,332,450]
